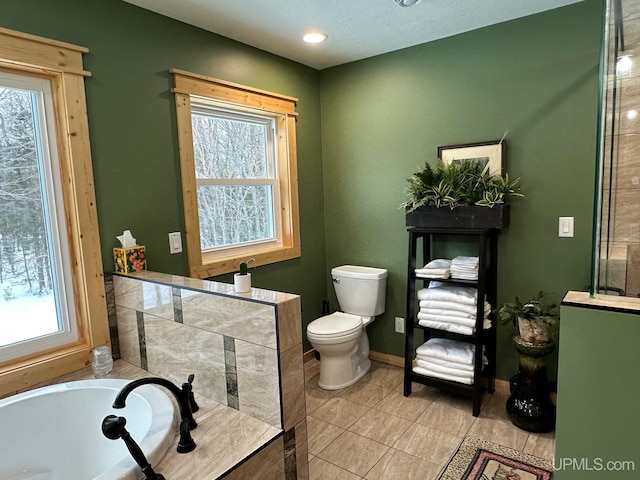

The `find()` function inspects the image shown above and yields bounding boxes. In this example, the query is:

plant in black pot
[496,291,559,345]
[402,160,523,211]
[402,160,523,229]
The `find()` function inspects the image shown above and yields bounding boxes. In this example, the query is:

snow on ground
[0,282,58,347]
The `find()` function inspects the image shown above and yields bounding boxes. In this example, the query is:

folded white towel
[420,307,475,320]
[423,259,452,269]
[417,286,478,305]
[416,355,474,372]
[418,318,491,335]
[416,338,478,364]
[415,269,451,279]
[416,353,488,370]
[415,358,475,378]
[418,300,491,316]
[415,259,452,278]
[449,256,479,280]
[412,365,473,385]
[418,311,479,328]
[451,256,479,267]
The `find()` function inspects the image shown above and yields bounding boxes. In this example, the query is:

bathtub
[0,378,178,480]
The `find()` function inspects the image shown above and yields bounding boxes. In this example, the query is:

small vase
[91,345,113,377]
[234,273,251,293]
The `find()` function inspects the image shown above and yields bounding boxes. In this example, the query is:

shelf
[404,227,498,418]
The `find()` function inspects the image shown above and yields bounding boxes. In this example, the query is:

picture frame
[438,140,507,177]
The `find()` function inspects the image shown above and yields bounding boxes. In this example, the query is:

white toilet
[307,265,388,390]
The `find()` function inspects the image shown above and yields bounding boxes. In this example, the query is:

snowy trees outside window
[191,107,279,252]
[172,70,300,278]
[0,73,77,356]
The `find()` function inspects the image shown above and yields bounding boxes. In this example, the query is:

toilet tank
[331,265,388,317]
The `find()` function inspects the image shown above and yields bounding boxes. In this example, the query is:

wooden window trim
[0,28,108,397]
[171,69,301,278]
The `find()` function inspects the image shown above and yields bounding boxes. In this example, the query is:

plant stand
[506,337,556,432]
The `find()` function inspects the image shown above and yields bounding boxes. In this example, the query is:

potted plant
[496,292,559,345]
[233,258,254,293]
[402,160,523,229]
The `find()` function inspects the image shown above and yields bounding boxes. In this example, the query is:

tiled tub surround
[112,271,308,479]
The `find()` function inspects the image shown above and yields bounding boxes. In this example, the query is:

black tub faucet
[112,376,198,453]
[102,415,166,480]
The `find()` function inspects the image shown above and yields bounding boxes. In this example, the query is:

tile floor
[305,359,555,480]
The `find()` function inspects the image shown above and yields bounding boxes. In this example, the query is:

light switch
[558,217,574,238]
[168,232,183,254]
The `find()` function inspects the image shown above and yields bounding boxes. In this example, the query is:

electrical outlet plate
[394,317,405,334]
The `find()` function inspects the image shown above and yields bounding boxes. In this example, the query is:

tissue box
[113,246,146,274]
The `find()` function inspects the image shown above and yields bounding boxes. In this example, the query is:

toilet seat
[307,312,362,339]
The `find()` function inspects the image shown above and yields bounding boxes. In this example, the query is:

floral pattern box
[113,246,146,274]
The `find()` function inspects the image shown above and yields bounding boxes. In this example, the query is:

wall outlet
[394,317,405,334]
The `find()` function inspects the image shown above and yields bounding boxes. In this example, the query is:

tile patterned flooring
[305,359,555,480]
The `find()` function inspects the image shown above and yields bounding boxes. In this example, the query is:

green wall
[2,0,605,380]
[0,0,328,328]
[319,0,603,380]
[556,303,640,479]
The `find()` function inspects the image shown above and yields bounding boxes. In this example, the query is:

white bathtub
[0,378,178,480]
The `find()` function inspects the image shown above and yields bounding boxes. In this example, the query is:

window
[172,69,301,278]
[0,71,78,362]
[0,27,108,396]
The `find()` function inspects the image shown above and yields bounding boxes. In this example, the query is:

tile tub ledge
[562,290,640,315]
[38,360,285,479]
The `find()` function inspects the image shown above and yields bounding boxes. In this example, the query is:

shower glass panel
[593,0,640,297]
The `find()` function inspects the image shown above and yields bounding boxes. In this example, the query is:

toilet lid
[307,312,362,337]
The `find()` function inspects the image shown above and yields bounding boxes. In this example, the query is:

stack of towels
[413,338,487,385]
[415,259,451,279]
[450,256,479,280]
[416,281,491,335]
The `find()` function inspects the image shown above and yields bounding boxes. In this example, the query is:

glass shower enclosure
[593,0,640,297]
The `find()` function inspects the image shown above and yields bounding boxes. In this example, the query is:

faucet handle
[102,415,166,479]
[182,374,199,413]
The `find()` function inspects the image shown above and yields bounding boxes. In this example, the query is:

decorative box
[113,246,146,274]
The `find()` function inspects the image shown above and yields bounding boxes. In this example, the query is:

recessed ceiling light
[303,32,328,44]
[395,0,421,6]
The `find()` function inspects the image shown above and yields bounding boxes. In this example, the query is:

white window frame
[191,102,283,255]
[0,27,108,397]
[0,71,79,362]
[172,69,301,278]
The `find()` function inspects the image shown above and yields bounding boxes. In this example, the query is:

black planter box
[405,204,510,229]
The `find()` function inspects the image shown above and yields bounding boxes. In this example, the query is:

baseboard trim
[303,349,317,363]
[304,348,512,395]
[368,350,405,367]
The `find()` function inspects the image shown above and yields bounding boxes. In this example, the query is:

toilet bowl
[307,265,387,390]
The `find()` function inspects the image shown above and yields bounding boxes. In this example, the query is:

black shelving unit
[403,226,498,417]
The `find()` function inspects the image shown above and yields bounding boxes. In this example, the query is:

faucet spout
[113,376,198,453]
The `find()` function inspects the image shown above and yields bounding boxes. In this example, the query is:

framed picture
[438,140,507,177]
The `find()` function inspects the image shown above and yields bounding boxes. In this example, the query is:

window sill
[0,343,94,398]
[190,245,301,279]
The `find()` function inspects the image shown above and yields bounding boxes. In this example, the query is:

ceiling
[123,0,583,70]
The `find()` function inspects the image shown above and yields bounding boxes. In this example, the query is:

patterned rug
[438,436,554,480]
